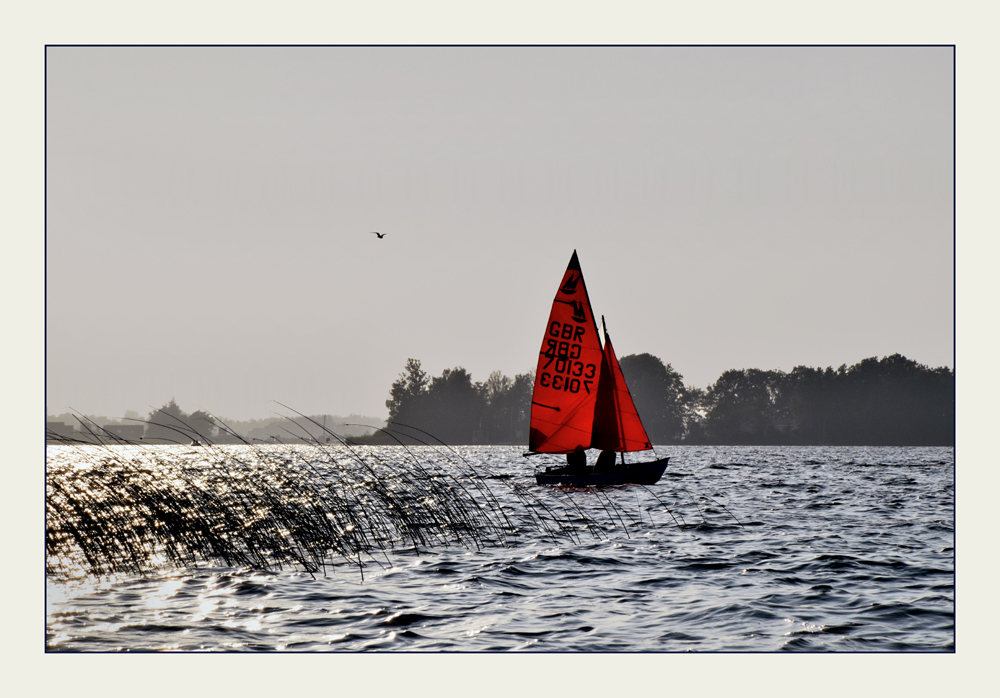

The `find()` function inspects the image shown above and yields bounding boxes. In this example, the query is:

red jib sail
[528,251,605,453]
[591,325,653,452]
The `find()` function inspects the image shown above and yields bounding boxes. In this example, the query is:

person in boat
[594,449,617,474]
[566,447,587,472]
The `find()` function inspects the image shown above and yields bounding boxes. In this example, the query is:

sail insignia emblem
[560,274,580,295]
[571,300,587,323]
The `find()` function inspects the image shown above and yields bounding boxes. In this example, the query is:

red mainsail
[591,326,653,452]
[528,252,653,454]
[528,251,605,453]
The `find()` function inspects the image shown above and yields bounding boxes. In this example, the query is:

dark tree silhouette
[145,399,189,443]
[188,410,216,441]
[384,360,484,443]
[386,358,430,427]
[383,360,533,444]
[618,353,687,443]
[703,369,790,444]
[479,370,534,443]
[426,367,486,443]
[698,355,953,445]
[790,354,954,445]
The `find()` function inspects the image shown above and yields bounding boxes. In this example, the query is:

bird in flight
[370,231,386,239]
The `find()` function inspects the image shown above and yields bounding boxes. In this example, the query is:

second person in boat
[594,449,617,474]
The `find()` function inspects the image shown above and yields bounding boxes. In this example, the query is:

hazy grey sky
[46,46,953,421]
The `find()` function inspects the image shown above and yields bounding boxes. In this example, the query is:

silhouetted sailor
[566,447,586,472]
[594,449,616,473]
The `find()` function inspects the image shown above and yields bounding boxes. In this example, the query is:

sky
[45,46,954,421]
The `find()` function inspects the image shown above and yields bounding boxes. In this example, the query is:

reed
[46,414,630,580]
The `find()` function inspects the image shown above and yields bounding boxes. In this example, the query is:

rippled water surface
[46,445,954,651]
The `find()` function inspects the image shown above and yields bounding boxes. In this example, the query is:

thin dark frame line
[43,43,957,48]
[42,42,957,653]
[43,43,49,655]
[950,44,957,653]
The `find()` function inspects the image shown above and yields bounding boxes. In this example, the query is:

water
[46,445,954,652]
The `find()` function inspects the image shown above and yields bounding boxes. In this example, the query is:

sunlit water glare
[46,445,953,651]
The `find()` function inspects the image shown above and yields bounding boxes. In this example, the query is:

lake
[46,444,954,651]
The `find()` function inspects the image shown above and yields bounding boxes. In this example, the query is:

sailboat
[529,251,670,486]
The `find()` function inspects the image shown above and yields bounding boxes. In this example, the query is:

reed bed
[46,413,650,579]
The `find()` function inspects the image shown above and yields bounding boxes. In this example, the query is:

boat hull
[534,457,670,487]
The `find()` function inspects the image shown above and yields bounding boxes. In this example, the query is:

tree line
[383,359,534,445]
[381,353,954,446]
[48,353,953,447]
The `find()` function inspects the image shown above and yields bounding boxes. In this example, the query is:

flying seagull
[370,231,386,239]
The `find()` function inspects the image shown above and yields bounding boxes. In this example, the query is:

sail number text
[549,321,586,342]
[540,333,597,394]
[539,371,594,394]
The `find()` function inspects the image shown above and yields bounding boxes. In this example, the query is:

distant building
[46,421,75,441]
